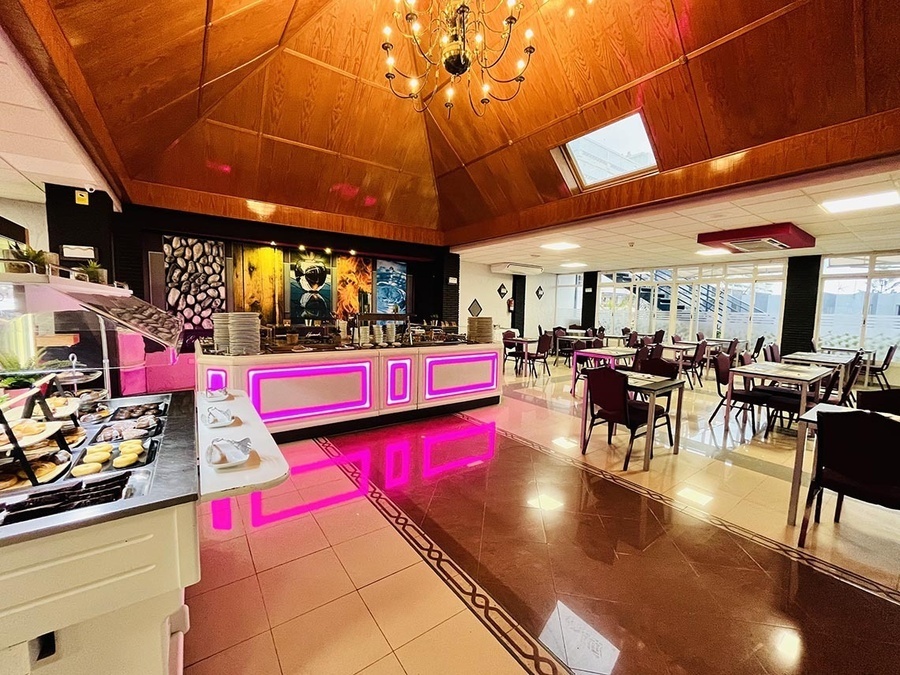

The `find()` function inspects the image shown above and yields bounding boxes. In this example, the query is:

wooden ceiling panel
[283,0,337,37]
[670,0,796,52]
[262,51,356,151]
[114,91,200,173]
[211,0,263,23]
[689,0,864,157]
[137,121,260,198]
[863,0,900,114]
[540,0,682,105]
[285,0,377,78]
[426,100,513,166]
[338,82,432,176]
[382,171,439,227]
[207,67,268,131]
[204,0,294,82]
[424,114,463,177]
[257,137,336,209]
[436,168,494,227]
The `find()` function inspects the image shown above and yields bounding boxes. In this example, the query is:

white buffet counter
[195,343,503,435]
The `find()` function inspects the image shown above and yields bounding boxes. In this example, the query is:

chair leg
[798,484,819,548]
[835,493,845,522]
[685,368,695,390]
[607,423,614,444]
[665,415,673,446]
[582,420,595,455]
[814,489,823,523]
[750,403,756,433]
[708,398,724,423]
[623,430,636,470]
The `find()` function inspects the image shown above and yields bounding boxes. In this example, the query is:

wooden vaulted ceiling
[2,0,900,246]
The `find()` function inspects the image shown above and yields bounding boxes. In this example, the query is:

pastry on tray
[13,419,46,438]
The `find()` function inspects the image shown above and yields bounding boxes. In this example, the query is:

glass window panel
[634,285,653,333]
[634,270,652,281]
[756,262,785,277]
[653,269,673,282]
[674,284,693,339]
[865,277,900,355]
[565,113,657,187]
[819,278,868,349]
[873,254,900,273]
[557,274,579,286]
[655,285,672,336]
[615,272,632,284]
[752,281,783,343]
[677,266,700,280]
[823,256,870,276]
[696,283,720,339]
[701,264,725,278]
[723,282,752,342]
[726,264,754,279]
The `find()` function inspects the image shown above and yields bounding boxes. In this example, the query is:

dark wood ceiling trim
[0,0,132,199]
[444,107,900,246]
[197,0,215,116]
[129,181,443,245]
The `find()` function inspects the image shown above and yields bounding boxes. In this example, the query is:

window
[555,274,583,327]
[564,112,657,188]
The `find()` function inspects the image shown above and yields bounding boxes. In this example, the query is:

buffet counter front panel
[197,344,502,433]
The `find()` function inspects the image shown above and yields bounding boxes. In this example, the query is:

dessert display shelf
[195,342,503,435]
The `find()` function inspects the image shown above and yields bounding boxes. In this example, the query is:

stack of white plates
[372,325,383,343]
[212,313,230,352]
[467,317,493,343]
[229,312,261,355]
[385,324,396,343]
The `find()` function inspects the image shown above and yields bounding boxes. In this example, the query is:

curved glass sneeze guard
[65,292,184,351]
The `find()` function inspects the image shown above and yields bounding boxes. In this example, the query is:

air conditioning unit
[697,222,815,254]
[490,262,544,276]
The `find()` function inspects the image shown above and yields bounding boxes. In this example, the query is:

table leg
[788,420,808,526]
[799,382,809,418]
[580,378,589,452]
[570,351,578,395]
[724,371,735,427]
[643,390,657,471]
[673,385,684,455]
[865,354,872,386]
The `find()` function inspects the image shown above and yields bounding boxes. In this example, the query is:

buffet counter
[195,342,503,435]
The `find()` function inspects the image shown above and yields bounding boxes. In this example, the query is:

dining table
[789,403,900,526]
[569,347,636,393]
[578,371,686,471]
[820,345,875,385]
[507,337,539,376]
[724,362,832,427]
[781,351,856,389]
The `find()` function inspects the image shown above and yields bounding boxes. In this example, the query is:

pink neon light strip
[247,362,372,423]
[248,450,371,527]
[424,352,499,400]
[386,358,412,406]
[422,423,497,478]
[384,441,411,488]
[210,498,233,531]
[206,368,227,390]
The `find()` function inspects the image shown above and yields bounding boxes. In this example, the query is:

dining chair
[751,336,765,361]
[696,332,705,341]
[627,331,639,348]
[637,357,679,413]
[618,345,649,373]
[581,367,671,469]
[652,329,665,344]
[572,339,589,386]
[762,369,841,438]
[672,334,683,343]
[556,329,572,366]
[621,327,631,336]
[798,410,900,547]
[650,343,664,359]
[501,330,522,371]
[526,333,553,377]
[708,353,767,432]
[681,341,707,389]
[870,344,896,390]
[585,328,594,338]
[857,388,900,415]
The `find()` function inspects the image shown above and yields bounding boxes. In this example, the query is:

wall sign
[467,299,482,317]
[60,244,97,260]
[535,286,544,299]
[497,284,508,298]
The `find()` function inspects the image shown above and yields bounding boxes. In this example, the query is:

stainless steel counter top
[0,392,198,547]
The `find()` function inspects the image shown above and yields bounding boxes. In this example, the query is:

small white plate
[206,438,251,469]
[201,408,235,428]
[205,388,230,402]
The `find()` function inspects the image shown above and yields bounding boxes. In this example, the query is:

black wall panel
[781,255,821,355]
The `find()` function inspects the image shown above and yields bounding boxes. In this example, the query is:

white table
[724,362,832,427]
[570,347,636,394]
[507,337,539,376]
[782,351,855,390]
[820,346,875,385]
[660,345,693,375]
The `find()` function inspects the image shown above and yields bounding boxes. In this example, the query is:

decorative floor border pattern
[456,412,900,607]
[313,436,570,675]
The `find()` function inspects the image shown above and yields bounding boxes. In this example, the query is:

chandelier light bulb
[409,77,420,91]
[517,59,526,71]
[567,6,575,17]
[482,82,490,93]
[441,34,449,44]
[507,0,515,7]
[411,21,421,33]
[446,86,455,99]
[475,33,483,44]
[324,247,332,254]
[525,28,534,41]
[383,26,391,37]
[386,55,395,68]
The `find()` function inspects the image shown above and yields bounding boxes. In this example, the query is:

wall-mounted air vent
[490,263,544,276]
[727,237,791,253]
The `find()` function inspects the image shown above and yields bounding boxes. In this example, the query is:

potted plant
[6,243,47,274]
[75,260,108,284]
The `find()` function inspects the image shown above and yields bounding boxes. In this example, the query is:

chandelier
[381,0,535,117]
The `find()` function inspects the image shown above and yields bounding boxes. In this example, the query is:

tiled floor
[186,360,900,674]
[185,440,534,675]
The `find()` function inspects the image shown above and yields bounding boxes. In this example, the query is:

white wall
[458,261,514,330]
[525,273,557,336]
[0,197,48,250]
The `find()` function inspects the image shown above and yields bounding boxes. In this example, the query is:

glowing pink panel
[247,362,371,423]
[424,352,499,400]
[384,441,411,488]
[249,451,371,528]
[210,498,233,531]
[386,358,412,406]
[422,423,496,478]
[206,368,227,390]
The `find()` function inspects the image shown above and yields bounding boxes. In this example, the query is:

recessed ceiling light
[560,262,587,268]
[820,190,900,214]
[696,248,731,256]
[541,242,580,251]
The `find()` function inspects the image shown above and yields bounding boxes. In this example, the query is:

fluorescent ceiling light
[676,487,713,506]
[820,190,900,214]
[560,262,588,268]
[696,248,731,256]
[540,242,580,251]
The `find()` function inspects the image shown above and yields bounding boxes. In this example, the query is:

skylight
[564,112,657,188]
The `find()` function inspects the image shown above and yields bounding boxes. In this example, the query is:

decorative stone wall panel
[163,235,225,328]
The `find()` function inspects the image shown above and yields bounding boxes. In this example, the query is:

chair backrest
[573,339,587,351]
[713,352,732,388]
[752,336,765,359]
[536,333,552,355]
[650,343,664,359]
[569,324,581,330]
[837,363,862,405]
[502,330,515,348]
[819,369,841,403]
[653,329,665,344]
[763,344,773,362]
[881,344,897,369]
[740,351,752,366]
[642,336,653,346]
[621,327,631,335]
[627,332,639,347]
[816,411,900,492]
[672,334,683,343]
[585,328,594,337]
[633,345,650,367]
[585,367,629,417]
[639,357,679,379]
[857,389,900,415]
[771,343,782,362]
[554,328,566,337]
[693,340,707,361]
[538,324,544,337]
[727,338,739,358]
[592,337,604,348]
[697,332,705,341]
